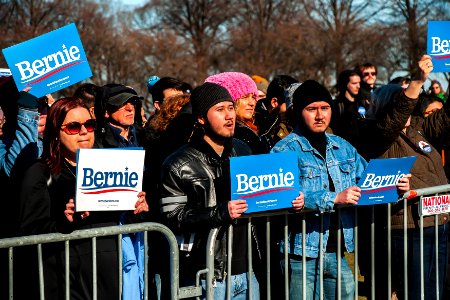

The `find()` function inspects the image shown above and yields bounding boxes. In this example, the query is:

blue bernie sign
[427,21,450,72]
[2,23,92,97]
[357,156,417,206]
[230,152,299,214]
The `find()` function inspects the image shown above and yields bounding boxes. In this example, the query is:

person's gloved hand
[16,91,39,110]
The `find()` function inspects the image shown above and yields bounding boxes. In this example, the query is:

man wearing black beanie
[159,82,261,298]
[272,80,410,299]
[272,79,367,300]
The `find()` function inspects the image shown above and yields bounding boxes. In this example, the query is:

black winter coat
[17,160,122,299]
[234,120,268,154]
[358,91,450,229]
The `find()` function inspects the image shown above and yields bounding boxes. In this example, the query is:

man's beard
[297,116,327,137]
[203,119,234,142]
[347,88,358,99]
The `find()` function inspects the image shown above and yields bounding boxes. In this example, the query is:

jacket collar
[189,134,233,160]
[103,123,138,147]
[293,126,340,152]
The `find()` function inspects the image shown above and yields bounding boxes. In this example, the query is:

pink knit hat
[204,72,258,102]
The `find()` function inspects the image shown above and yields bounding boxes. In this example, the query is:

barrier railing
[2,184,450,299]
[0,222,195,300]
[201,184,450,300]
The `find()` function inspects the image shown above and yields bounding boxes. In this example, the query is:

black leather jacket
[159,135,259,280]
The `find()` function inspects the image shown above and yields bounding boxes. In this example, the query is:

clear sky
[121,0,146,7]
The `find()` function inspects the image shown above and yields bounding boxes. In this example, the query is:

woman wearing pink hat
[205,72,268,154]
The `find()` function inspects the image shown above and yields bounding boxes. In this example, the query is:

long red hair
[42,97,91,175]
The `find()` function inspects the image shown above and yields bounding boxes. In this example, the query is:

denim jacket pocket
[299,165,322,191]
[337,161,356,188]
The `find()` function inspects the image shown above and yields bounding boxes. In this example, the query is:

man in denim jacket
[0,76,42,299]
[271,80,367,299]
[0,77,41,177]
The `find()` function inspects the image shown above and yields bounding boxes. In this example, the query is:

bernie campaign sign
[2,23,92,97]
[427,21,450,72]
[230,152,299,214]
[357,156,416,206]
[75,148,145,212]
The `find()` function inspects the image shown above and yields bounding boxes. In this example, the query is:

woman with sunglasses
[17,97,148,299]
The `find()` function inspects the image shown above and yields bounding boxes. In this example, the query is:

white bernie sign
[75,148,145,211]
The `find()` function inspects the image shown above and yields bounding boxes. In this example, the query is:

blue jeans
[200,272,260,300]
[391,223,448,300]
[281,253,355,300]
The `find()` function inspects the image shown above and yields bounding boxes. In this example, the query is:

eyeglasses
[363,72,377,77]
[61,119,96,135]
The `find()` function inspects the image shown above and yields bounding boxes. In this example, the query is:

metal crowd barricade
[0,222,203,300]
[401,184,450,300]
[2,184,450,300]
[201,184,450,300]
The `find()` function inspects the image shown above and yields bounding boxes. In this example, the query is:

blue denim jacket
[0,108,40,177]
[271,129,367,257]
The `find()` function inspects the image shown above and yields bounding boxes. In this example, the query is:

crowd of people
[0,54,449,300]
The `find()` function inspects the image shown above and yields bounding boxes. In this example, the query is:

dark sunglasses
[363,72,377,77]
[61,119,96,135]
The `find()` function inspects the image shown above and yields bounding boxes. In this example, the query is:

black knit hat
[293,80,332,114]
[191,82,233,117]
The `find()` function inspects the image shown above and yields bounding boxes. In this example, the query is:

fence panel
[2,184,450,299]
[200,184,450,300]
[0,222,185,300]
